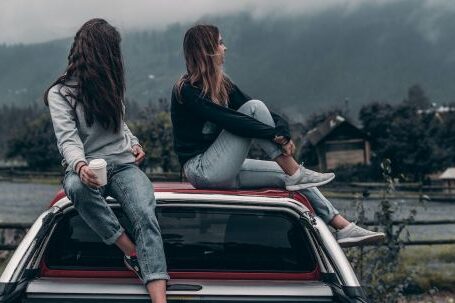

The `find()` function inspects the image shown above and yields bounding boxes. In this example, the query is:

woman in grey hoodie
[44,19,168,303]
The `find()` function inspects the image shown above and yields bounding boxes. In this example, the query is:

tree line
[359,85,455,182]
[1,85,454,182]
[299,85,455,182]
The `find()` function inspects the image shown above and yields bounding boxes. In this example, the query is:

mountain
[1,0,455,119]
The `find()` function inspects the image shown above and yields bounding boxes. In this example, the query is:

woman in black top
[171,24,384,246]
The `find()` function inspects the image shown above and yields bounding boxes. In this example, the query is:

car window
[45,206,317,272]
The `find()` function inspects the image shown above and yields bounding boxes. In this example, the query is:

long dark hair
[44,18,125,133]
[176,24,232,105]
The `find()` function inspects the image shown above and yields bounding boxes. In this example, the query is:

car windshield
[45,206,317,272]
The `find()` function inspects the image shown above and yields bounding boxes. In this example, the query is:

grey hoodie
[47,83,139,172]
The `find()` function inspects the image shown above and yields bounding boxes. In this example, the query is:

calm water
[0,182,60,223]
[0,181,454,241]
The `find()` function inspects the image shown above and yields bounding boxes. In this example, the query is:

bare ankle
[115,233,136,256]
[146,280,167,303]
[274,155,299,175]
[330,215,351,230]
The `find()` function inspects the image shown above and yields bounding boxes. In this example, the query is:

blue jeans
[184,100,339,223]
[63,163,169,283]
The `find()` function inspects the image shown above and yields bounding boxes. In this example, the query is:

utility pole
[344,98,350,118]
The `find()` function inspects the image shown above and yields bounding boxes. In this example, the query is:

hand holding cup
[79,165,102,188]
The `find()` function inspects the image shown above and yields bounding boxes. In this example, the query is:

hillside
[1,0,455,118]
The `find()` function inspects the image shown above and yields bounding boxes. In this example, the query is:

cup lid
[88,159,107,169]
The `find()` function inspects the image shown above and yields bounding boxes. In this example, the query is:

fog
[1,0,454,44]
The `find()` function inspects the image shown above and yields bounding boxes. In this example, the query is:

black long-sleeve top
[171,81,291,165]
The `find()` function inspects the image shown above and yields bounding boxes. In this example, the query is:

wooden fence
[1,219,454,251]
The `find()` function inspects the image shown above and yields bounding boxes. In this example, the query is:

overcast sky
[0,0,453,44]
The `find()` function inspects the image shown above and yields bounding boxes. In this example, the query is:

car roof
[154,182,296,196]
[49,182,314,212]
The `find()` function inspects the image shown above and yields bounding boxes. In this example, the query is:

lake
[0,181,454,241]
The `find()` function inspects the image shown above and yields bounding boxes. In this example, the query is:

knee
[238,99,267,115]
[64,174,91,205]
[237,99,274,126]
[133,203,160,233]
[131,196,158,224]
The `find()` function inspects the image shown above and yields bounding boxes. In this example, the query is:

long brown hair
[44,18,125,133]
[176,24,232,105]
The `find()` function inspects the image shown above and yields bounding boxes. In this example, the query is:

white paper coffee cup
[88,159,107,186]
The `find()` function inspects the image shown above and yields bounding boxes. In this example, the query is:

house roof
[306,115,346,145]
[439,168,455,180]
[417,106,455,115]
[305,115,364,145]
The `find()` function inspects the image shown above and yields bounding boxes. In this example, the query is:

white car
[0,182,368,302]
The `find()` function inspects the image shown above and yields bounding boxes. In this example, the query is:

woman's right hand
[78,165,101,188]
[274,136,295,156]
[273,135,289,145]
[281,140,296,156]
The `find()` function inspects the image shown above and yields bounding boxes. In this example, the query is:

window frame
[39,201,322,280]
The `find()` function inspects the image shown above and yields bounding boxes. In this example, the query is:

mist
[2,0,454,44]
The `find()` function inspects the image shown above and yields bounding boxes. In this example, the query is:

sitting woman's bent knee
[238,99,267,112]
[238,99,275,127]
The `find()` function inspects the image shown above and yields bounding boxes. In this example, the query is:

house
[439,168,455,194]
[302,115,371,171]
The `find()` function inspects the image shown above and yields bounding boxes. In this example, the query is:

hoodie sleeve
[47,85,87,171]
[229,84,291,140]
[123,122,140,147]
[181,83,290,140]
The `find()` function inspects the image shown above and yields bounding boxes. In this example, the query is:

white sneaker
[336,223,385,248]
[285,166,335,191]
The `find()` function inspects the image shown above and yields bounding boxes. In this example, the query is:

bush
[346,159,418,302]
[6,114,61,170]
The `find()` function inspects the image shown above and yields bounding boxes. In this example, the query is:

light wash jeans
[184,100,339,224]
[63,163,169,283]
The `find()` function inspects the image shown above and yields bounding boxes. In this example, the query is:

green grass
[346,244,455,300]
[401,292,455,302]
[399,245,455,292]
[402,245,455,266]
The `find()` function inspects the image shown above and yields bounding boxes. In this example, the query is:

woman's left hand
[132,145,146,165]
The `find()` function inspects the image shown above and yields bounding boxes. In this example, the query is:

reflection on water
[0,181,454,241]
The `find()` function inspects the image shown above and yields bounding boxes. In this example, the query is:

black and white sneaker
[124,255,143,281]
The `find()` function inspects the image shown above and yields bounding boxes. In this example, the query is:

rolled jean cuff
[320,208,340,224]
[269,146,283,160]
[144,272,170,284]
[103,226,125,245]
